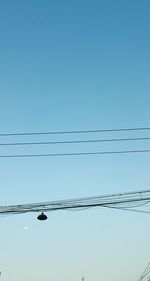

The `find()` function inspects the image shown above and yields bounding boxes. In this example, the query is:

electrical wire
[137,262,150,281]
[1,189,150,216]
[0,127,150,137]
[0,149,150,158]
[0,136,150,146]
[102,205,150,214]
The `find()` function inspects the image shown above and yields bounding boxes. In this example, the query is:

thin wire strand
[1,136,150,146]
[0,127,150,137]
[0,149,150,158]
[103,205,150,214]
[137,263,150,281]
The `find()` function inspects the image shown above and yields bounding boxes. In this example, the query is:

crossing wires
[137,262,150,281]
[1,189,150,217]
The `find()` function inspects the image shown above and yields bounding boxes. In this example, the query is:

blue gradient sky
[0,1,150,281]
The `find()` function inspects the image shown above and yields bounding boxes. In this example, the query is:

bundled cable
[1,189,150,217]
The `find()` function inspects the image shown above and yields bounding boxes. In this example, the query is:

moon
[24,226,28,230]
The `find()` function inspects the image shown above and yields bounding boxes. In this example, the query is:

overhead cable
[0,126,150,137]
[0,136,150,146]
[137,262,150,281]
[0,189,150,216]
[0,149,150,158]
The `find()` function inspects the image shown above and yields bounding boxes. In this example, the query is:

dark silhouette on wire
[1,189,150,220]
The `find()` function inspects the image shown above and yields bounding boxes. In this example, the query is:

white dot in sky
[24,226,28,230]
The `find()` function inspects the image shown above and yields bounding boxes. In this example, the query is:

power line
[103,205,150,214]
[0,127,150,137]
[0,149,150,158]
[137,262,150,281]
[0,136,150,146]
[0,189,150,216]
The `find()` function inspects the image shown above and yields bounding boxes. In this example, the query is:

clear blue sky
[0,1,150,281]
